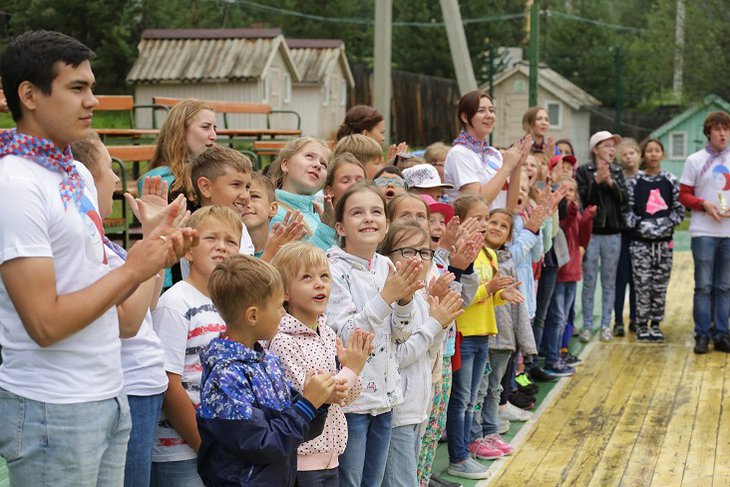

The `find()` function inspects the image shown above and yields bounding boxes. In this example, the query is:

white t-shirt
[0,156,122,403]
[179,226,254,278]
[102,247,169,397]
[152,280,226,462]
[680,148,730,237]
[444,144,507,209]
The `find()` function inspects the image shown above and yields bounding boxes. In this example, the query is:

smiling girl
[522,106,552,154]
[267,137,336,251]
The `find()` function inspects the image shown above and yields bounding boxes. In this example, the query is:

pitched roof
[650,94,730,138]
[286,39,355,87]
[126,29,300,83]
[482,61,601,110]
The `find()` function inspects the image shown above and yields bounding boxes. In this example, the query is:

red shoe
[468,438,503,460]
[484,434,513,455]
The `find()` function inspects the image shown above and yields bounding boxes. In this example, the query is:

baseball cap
[549,154,577,171]
[419,194,454,223]
[402,164,454,189]
[589,131,622,151]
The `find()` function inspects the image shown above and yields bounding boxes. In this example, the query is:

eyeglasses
[373,178,405,188]
[389,247,435,260]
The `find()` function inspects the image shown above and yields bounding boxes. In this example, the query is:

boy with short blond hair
[197,254,336,487]
[333,134,384,181]
[152,205,243,486]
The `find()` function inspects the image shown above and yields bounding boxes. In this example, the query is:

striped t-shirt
[152,280,226,462]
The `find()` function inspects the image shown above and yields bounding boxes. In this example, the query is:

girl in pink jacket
[269,242,373,486]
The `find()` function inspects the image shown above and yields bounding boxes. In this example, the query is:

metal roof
[287,39,355,87]
[127,29,300,84]
[483,61,601,110]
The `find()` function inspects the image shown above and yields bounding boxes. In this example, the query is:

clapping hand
[428,291,464,327]
[380,258,425,305]
[336,328,374,377]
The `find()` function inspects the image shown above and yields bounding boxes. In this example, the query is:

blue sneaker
[447,457,490,479]
[544,358,576,377]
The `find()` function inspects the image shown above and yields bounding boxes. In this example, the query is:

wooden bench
[153,97,301,139]
[94,95,166,129]
[106,145,156,247]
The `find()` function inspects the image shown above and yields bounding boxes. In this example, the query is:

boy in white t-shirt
[152,205,242,486]
[0,31,192,486]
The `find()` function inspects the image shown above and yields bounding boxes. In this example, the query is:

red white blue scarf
[0,129,84,210]
[701,143,730,177]
[453,130,502,172]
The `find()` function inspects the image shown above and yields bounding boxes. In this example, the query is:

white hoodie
[326,246,413,414]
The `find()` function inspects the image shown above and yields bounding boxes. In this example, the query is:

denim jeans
[0,389,131,487]
[544,282,577,367]
[296,467,339,487]
[338,411,393,487]
[446,335,489,463]
[151,458,204,487]
[691,236,730,339]
[615,232,637,326]
[582,233,622,330]
[383,423,422,487]
[125,393,164,487]
[533,263,558,351]
[471,349,512,438]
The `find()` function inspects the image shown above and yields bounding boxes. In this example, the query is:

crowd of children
[2,30,730,487]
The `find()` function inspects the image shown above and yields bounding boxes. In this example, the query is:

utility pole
[672,0,685,100]
[440,0,478,94]
[614,46,622,134]
[528,0,539,107]
[373,0,392,146]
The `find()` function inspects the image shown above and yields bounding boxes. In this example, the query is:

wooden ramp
[488,251,730,487]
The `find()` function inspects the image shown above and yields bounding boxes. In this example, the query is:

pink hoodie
[268,313,361,471]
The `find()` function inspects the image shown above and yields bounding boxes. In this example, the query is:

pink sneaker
[468,438,503,460]
[484,434,513,455]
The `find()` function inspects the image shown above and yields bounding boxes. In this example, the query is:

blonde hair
[208,254,282,325]
[190,146,252,204]
[333,134,382,166]
[186,205,243,238]
[453,193,487,220]
[617,137,640,161]
[386,192,429,223]
[424,142,450,164]
[250,171,276,203]
[267,137,331,190]
[270,242,329,299]
[71,131,104,178]
[151,99,214,201]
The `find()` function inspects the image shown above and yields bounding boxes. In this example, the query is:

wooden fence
[349,64,462,148]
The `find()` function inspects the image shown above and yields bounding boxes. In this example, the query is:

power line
[221,0,645,33]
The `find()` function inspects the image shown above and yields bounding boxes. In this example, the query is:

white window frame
[339,78,347,106]
[669,131,687,160]
[262,77,270,103]
[322,79,330,106]
[283,73,291,104]
[545,101,562,130]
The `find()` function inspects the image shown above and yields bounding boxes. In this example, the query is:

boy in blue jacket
[197,254,338,486]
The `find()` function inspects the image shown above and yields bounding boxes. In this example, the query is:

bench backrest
[95,95,135,111]
[152,97,272,115]
[107,145,156,162]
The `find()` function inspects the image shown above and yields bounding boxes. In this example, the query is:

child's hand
[458,216,481,240]
[387,142,409,162]
[437,216,460,251]
[326,378,348,406]
[302,370,336,409]
[583,205,597,219]
[261,210,306,261]
[428,272,456,301]
[380,258,425,305]
[428,291,464,328]
[485,270,514,296]
[336,328,375,376]
[525,205,547,233]
[313,194,336,228]
[500,281,525,304]
[449,232,481,270]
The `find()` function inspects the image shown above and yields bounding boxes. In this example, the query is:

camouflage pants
[629,240,673,324]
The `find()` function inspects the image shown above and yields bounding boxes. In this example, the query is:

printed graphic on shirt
[645,188,669,215]
[713,165,730,191]
[79,193,106,264]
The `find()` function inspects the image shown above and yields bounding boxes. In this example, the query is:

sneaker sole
[471,452,504,460]
[447,467,490,480]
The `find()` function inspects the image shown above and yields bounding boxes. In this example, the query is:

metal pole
[614,46,622,134]
[528,1,539,107]
[440,0,478,94]
[489,43,494,145]
[672,0,685,100]
[374,0,392,146]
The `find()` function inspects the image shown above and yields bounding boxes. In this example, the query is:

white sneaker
[500,402,533,422]
[447,457,490,479]
[498,417,510,434]
[600,327,613,342]
[579,329,593,343]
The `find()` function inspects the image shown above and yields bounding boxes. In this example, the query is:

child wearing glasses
[373,166,407,203]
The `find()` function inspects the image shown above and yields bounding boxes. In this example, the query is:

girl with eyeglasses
[373,166,407,203]
[379,223,464,487]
